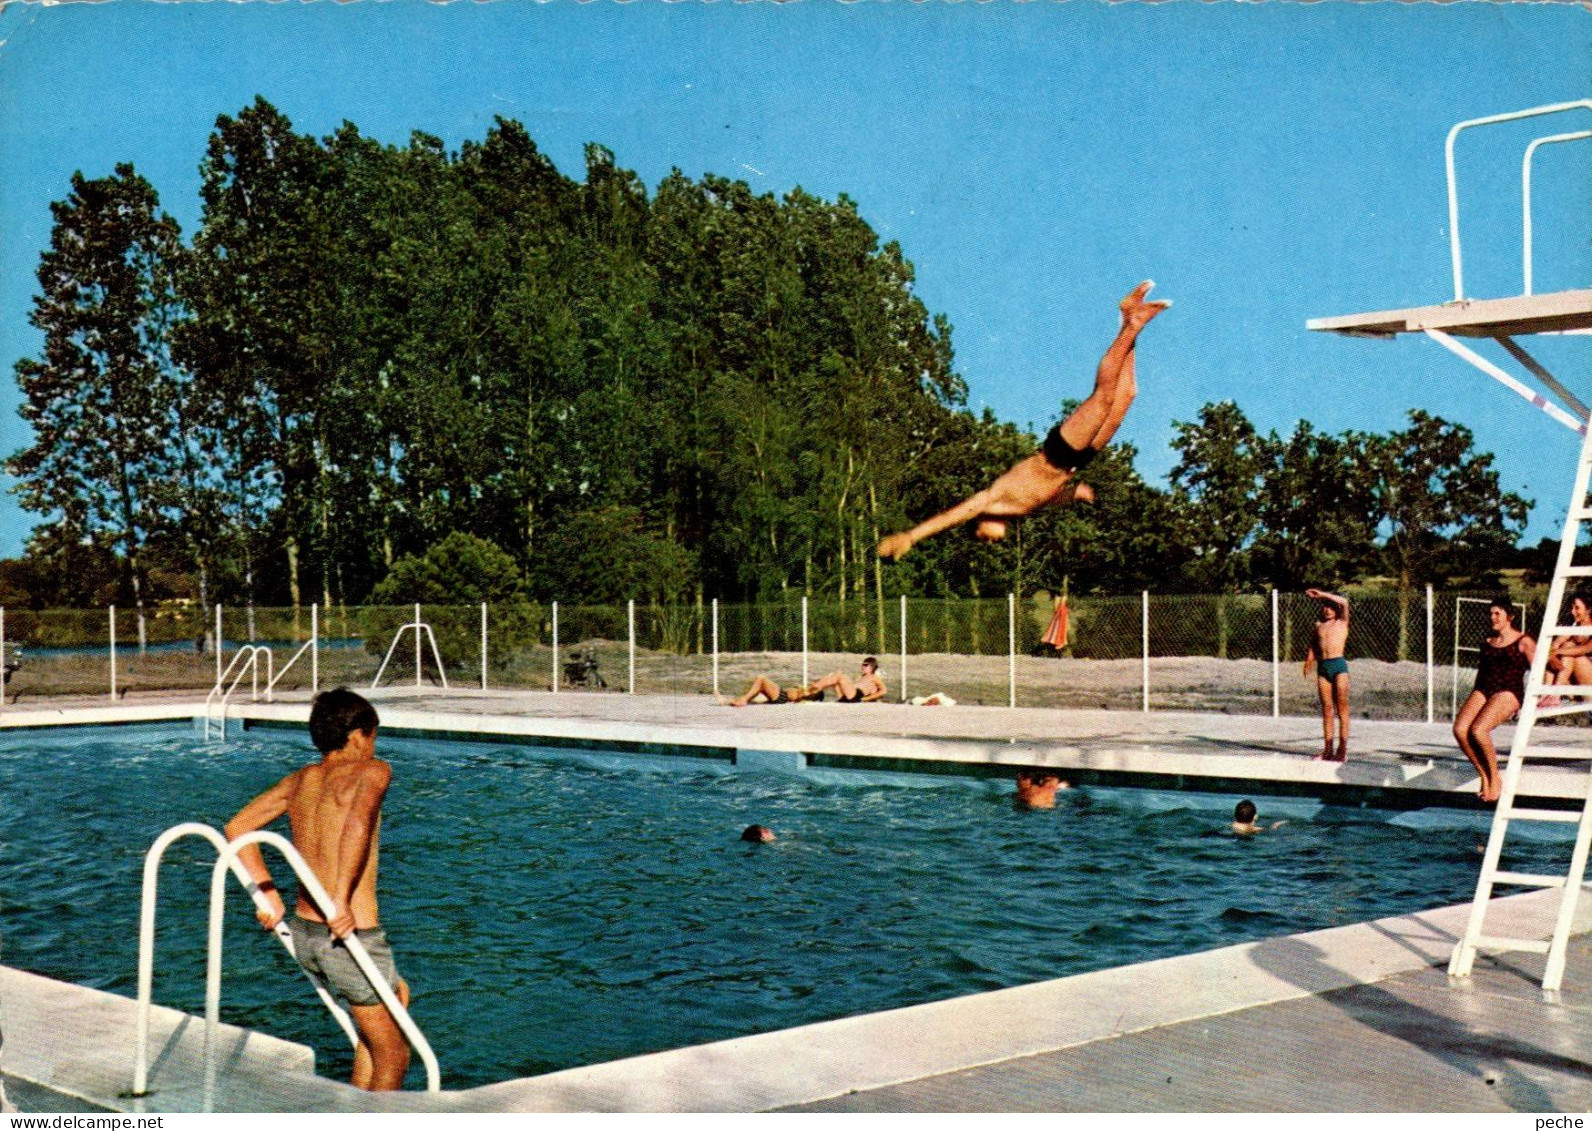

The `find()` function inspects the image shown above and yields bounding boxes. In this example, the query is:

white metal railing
[208,830,440,1095]
[265,605,319,701]
[1445,100,1592,301]
[371,603,449,690]
[204,646,273,741]
[1523,128,1592,296]
[133,823,359,1098]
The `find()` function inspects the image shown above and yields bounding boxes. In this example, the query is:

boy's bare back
[281,756,391,931]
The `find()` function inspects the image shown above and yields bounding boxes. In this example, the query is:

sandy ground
[9,646,1491,723]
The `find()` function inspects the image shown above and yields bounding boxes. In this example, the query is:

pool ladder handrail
[134,823,356,1096]
[204,646,274,742]
[371,603,449,691]
[133,822,442,1100]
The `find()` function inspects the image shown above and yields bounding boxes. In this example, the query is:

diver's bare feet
[1120,280,1155,316]
[877,532,915,561]
[1119,280,1171,330]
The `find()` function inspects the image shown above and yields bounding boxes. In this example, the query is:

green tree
[1252,421,1378,591]
[1169,401,1267,657]
[176,97,338,614]
[8,164,186,647]
[369,531,526,604]
[1357,409,1530,658]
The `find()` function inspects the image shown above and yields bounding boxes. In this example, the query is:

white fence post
[215,604,223,688]
[628,599,636,695]
[1426,583,1435,725]
[1008,592,1016,709]
[1271,588,1280,719]
[110,604,118,701]
[480,602,488,691]
[712,598,720,698]
[1141,591,1150,713]
[551,601,559,694]
[900,595,908,703]
[801,596,810,687]
[414,603,422,688]
[311,603,319,693]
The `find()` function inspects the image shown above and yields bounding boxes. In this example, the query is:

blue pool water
[0,724,1569,1091]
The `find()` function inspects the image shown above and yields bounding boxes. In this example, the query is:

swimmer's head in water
[974,519,1008,543]
[741,824,775,843]
[1234,800,1257,824]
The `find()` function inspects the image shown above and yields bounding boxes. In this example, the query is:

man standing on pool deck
[876,281,1169,560]
[224,687,413,1091]
[1302,588,1351,762]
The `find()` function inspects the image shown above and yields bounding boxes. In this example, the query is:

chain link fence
[0,589,1559,722]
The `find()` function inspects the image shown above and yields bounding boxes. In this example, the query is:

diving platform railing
[1447,100,1592,302]
[134,822,441,1104]
[203,646,272,742]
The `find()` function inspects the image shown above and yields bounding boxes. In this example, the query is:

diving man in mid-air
[877,280,1169,561]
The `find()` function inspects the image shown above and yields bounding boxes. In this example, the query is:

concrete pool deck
[3,691,1591,1111]
[5,686,1588,807]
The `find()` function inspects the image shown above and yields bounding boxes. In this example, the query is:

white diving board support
[1422,328,1587,435]
[1497,336,1589,422]
[1448,413,1592,994]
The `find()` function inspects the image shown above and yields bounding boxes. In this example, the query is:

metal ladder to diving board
[1449,416,1592,993]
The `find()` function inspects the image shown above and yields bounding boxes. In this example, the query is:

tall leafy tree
[1169,401,1267,657]
[8,164,185,644]
[1356,409,1530,657]
[176,97,338,612]
[1252,421,1378,591]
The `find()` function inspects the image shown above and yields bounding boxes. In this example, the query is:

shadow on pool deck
[785,939,1592,1113]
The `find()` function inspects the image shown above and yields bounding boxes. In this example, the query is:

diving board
[1307,288,1592,340]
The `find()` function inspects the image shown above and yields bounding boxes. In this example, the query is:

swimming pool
[0,724,1569,1091]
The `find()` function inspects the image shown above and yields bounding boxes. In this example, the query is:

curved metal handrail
[1522,129,1592,296]
[1445,100,1592,301]
[203,646,274,741]
[207,830,442,1094]
[132,823,359,1098]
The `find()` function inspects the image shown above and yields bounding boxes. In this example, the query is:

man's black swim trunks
[1041,424,1097,472]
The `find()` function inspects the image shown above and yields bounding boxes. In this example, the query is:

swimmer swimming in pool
[1302,588,1351,763]
[876,281,1169,561]
[224,688,414,1091]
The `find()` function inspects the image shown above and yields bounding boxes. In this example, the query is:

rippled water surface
[0,724,1566,1089]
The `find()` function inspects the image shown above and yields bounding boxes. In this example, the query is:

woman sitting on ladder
[1453,598,1535,804]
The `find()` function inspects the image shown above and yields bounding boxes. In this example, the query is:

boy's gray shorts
[287,917,402,1008]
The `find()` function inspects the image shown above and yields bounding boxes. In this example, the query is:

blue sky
[0,1,1588,559]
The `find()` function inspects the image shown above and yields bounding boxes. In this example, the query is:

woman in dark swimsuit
[1453,598,1535,804]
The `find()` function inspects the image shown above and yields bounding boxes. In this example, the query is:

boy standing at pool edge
[1302,588,1351,762]
[225,687,413,1091]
